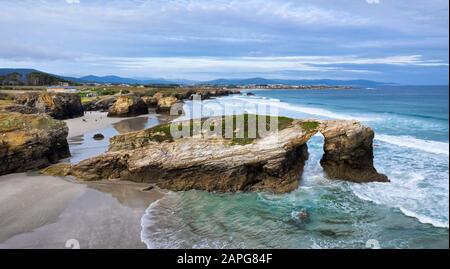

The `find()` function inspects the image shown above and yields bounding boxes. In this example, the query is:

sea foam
[376,134,449,155]
[227,96,379,121]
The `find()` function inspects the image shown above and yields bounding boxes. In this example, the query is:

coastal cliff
[0,112,70,175]
[43,116,387,193]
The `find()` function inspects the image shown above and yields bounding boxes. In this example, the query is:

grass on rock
[301,121,320,132]
[137,114,295,145]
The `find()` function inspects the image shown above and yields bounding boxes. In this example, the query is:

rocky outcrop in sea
[319,120,389,183]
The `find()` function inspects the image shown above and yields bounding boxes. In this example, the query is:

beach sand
[0,111,171,249]
[0,172,164,249]
[65,111,128,138]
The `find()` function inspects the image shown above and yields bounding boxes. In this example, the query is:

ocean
[140,86,449,249]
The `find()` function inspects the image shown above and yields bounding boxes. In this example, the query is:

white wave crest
[376,134,449,155]
[400,207,449,229]
[229,96,378,121]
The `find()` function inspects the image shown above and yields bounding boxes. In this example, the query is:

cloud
[0,43,76,61]
[62,54,446,79]
[0,0,447,84]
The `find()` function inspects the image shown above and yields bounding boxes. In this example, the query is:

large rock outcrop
[43,117,387,193]
[107,95,148,117]
[44,117,315,193]
[0,112,70,175]
[15,92,84,119]
[319,120,388,183]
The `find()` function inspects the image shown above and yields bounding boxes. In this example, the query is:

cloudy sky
[0,0,448,84]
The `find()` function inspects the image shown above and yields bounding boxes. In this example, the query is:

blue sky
[0,0,448,84]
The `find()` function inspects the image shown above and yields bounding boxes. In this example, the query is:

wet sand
[65,111,134,138]
[65,110,175,138]
[0,173,164,249]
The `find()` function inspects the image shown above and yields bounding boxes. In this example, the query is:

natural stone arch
[41,117,388,193]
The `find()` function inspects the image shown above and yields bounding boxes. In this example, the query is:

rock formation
[107,95,148,117]
[15,92,84,119]
[48,117,314,193]
[319,120,389,183]
[156,96,179,113]
[43,116,388,193]
[83,96,117,112]
[80,89,240,113]
[141,96,158,108]
[0,112,70,175]
[93,133,105,140]
[3,104,39,114]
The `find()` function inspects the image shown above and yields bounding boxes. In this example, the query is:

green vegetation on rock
[116,114,295,147]
[301,121,320,131]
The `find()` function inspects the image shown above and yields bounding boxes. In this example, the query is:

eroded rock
[141,96,158,108]
[156,96,179,113]
[83,96,117,111]
[3,104,39,114]
[93,133,105,140]
[15,92,84,119]
[107,95,148,117]
[319,120,388,183]
[0,112,70,175]
[47,117,316,193]
[42,117,388,193]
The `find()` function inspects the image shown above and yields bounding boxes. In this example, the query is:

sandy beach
[0,172,165,249]
[65,111,132,138]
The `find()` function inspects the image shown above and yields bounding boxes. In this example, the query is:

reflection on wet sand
[0,173,164,249]
[86,180,165,209]
[112,112,177,134]
[113,116,151,133]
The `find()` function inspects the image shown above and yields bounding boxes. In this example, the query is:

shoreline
[0,111,170,249]
[0,172,165,249]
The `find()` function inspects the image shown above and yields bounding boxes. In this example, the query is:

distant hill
[80,75,178,85]
[0,68,40,77]
[0,68,390,87]
[80,75,141,84]
[0,68,73,86]
[204,77,389,87]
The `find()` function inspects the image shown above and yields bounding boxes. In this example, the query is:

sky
[0,0,448,84]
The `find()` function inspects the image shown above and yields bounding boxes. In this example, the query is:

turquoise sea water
[141,86,449,249]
